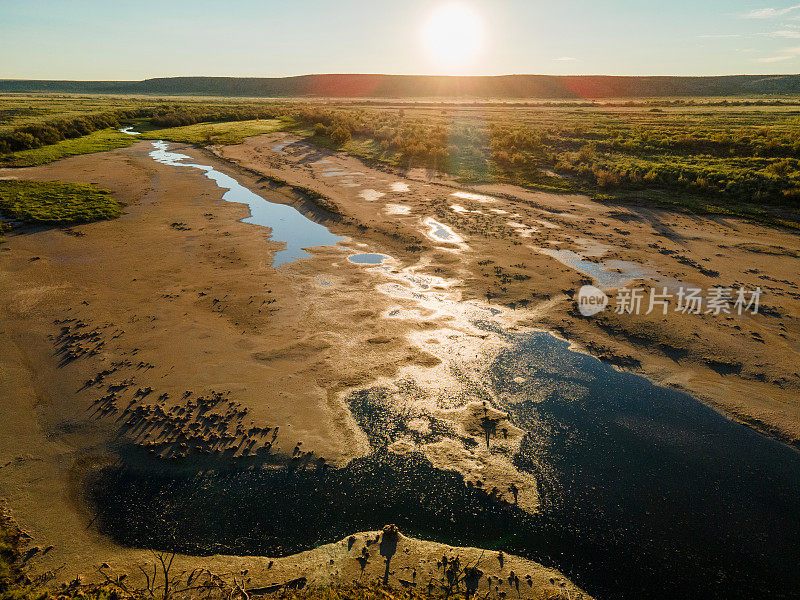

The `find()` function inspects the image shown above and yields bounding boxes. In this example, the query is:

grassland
[2,94,800,228]
[0,95,151,133]
[0,180,120,223]
[1,128,139,167]
[289,104,800,212]
[140,118,288,145]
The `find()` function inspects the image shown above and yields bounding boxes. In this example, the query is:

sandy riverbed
[0,141,588,597]
[1,133,798,595]
[218,132,800,448]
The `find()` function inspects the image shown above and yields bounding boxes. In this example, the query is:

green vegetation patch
[141,118,288,145]
[4,95,800,228]
[285,103,800,227]
[0,95,154,134]
[0,180,120,223]
[1,128,137,167]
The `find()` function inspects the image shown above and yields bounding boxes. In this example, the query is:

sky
[3,0,800,79]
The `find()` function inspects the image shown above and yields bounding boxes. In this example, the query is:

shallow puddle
[358,189,385,202]
[424,217,462,243]
[348,253,390,265]
[573,237,611,257]
[384,203,411,215]
[535,247,652,290]
[148,141,345,266]
[452,190,497,203]
[271,140,291,154]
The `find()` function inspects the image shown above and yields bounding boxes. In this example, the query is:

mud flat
[219,132,800,449]
[0,140,589,599]
[1,136,799,599]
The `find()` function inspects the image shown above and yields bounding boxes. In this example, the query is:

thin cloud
[698,29,800,39]
[757,54,795,61]
[554,56,578,62]
[741,4,800,18]
[757,29,800,37]
[756,44,800,61]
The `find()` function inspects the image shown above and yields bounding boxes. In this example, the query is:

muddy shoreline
[1,136,799,599]
[0,140,584,598]
[216,132,800,450]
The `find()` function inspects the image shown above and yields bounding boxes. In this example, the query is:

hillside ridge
[2,73,800,98]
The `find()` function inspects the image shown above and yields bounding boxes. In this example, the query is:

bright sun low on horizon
[421,3,484,73]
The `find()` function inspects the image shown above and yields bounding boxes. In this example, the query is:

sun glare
[421,3,484,71]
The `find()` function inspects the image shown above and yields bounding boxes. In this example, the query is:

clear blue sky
[2,0,800,79]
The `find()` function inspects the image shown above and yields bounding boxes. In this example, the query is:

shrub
[330,125,351,146]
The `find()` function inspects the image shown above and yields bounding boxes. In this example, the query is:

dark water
[86,326,800,600]
[486,325,800,600]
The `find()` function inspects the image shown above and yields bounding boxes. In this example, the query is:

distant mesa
[2,73,800,98]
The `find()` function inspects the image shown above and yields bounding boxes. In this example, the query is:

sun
[421,3,484,71]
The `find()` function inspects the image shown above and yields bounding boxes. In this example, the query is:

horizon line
[2,72,800,82]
